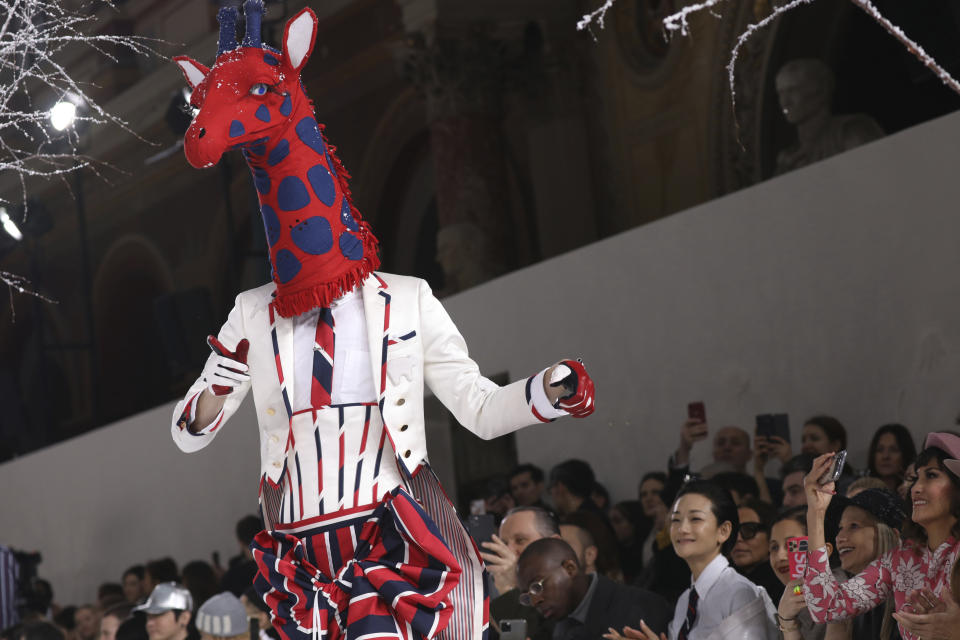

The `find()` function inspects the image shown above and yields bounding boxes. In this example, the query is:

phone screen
[467,514,496,547]
[688,402,706,422]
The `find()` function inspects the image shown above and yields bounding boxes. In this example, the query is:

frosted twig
[0,269,57,322]
[850,0,960,96]
[576,0,617,36]
[662,0,729,36]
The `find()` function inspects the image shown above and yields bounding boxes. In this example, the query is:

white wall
[3,109,960,604]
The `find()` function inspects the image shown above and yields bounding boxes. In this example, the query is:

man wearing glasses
[516,538,670,640]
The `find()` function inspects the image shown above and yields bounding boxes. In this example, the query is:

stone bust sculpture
[774,58,885,175]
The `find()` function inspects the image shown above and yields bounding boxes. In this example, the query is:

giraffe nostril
[198,128,206,139]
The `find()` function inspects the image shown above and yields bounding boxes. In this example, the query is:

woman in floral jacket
[801,432,960,640]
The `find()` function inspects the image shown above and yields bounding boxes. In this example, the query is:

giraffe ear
[173,56,209,91]
[282,8,317,73]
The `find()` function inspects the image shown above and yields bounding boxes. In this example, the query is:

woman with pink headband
[801,431,960,640]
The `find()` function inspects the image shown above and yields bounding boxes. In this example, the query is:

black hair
[181,561,218,610]
[517,537,579,571]
[674,479,740,556]
[739,497,777,530]
[804,415,848,450]
[612,500,647,532]
[510,463,544,484]
[236,514,263,546]
[503,506,560,537]
[145,558,179,584]
[123,565,145,581]
[98,582,125,601]
[902,445,960,546]
[771,505,809,533]
[711,472,760,501]
[868,423,918,479]
[549,459,595,499]
[781,453,816,479]
[591,482,610,509]
[562,510,622,578]
[19,622,64,640]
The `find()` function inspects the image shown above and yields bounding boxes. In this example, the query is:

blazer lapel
[361,275,388,398]
[270,302,297,412]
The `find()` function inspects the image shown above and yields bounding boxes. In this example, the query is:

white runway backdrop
[3,110,960,604]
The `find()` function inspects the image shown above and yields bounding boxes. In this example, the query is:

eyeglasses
[739,522,768,541]
[518,578,545,607]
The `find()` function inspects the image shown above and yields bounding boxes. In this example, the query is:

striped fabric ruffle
[252,487,461,640]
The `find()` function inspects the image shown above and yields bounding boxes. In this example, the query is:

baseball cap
[196,593,248,637]
[133,582,193,614]
[925,432,960,476]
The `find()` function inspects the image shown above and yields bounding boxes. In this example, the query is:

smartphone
[466,514,497,547]
[755,414,774,438]
[211,551,221,567]
[687,402,706,422]
[819,450,847,485]
[771,413,790,443]
[786,536,809,580]
[499,619,528,640]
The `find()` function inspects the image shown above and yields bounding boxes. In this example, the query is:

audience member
[122,568,146,605]
[636,472,667,571]
[868,424,918,494]
[509,464,547,508]
[239,588,277,640]
[483,475,517,524]
[781,454,816,508]
[561,511,623,582]
[711,471,760,505]
[484,506,560,640]
[845,476,887,498]
[670,418,753,475]
[179,564,217,617]
[194,593,248,640]
[516,539,670,640]
[96,586,125,611]
[828,488,905,640]
[770,506,835,640]
[801,415,847,456]
[73,606,99,640]
[53,607,76,640]
[608,501,648,583]
[891,556,960,639]
[18,622,64,640]
[143,561,179,597]
[99,604,135,640]
[559,520,599,574]
[803,433,960,639]
[548,460,603,519]
[731,498,783,604]
[136,584,194,640]
[592,482,611,513]
[220,516,261,597]
[633,480,778,639]
[114,615,148,640]
[898,463,918,502]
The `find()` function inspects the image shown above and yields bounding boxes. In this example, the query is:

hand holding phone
[787,536,809,580]
[818,450,847,485]
[499,619,528,640]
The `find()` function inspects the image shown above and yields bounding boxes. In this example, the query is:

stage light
[0,207,23,241]
[49,100,78,131]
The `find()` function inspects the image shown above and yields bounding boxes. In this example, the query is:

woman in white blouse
[606,479,778,640]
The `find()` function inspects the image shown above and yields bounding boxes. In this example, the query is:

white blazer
[171,272,542,484]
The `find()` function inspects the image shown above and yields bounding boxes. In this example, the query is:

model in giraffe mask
[170,2,596,639]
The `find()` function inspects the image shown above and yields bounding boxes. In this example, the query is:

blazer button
[272,461,282,468]
[266,408,276,416]
[403,450,411,458]
[400,424,408,432]
[270,435,279,444]
[396,398,405,406]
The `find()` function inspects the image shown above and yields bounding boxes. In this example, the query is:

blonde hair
[875,521,899,640]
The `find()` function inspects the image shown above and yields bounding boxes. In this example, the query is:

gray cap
[196,592,248,637]
[134,582,194,614]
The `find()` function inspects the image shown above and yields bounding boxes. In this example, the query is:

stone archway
[92,235,175,422]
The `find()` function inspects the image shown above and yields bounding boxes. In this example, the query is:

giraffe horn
[217,6,239,55]
[242,0,264,48]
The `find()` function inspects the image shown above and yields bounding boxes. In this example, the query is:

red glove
[206,335,250,396]
[551,358,595,418]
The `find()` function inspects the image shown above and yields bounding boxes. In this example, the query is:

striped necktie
[678,587,699,640]
[311,307,335,406]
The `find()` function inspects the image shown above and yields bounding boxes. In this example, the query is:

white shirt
[668,554,777,640]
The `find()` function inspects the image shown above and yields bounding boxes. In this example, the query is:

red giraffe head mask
[174,0,379,318]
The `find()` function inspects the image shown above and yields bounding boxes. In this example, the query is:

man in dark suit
[516,538,670,640]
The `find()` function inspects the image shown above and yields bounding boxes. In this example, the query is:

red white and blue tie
[678,587,699,640]
[311,307,335,406]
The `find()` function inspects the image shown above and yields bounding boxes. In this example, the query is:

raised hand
[803,453,837,516]
[547,359,595,417]
[204,335,250,396]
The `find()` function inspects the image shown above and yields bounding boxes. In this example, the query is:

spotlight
[49,101,78,131]
[0,207,23,241]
